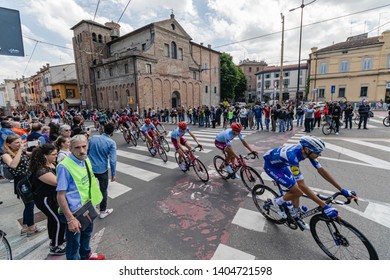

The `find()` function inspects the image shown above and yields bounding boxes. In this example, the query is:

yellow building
[308,31,390,105]
[51,80,80,110]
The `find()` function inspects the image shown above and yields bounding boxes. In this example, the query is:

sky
[1,0,390,82]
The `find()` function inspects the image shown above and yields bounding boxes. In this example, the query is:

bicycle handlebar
[317,191,358,206]
[240,151,258,160]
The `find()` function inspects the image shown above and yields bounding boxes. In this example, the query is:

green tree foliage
[234,67,247,101]
[220,53,239,101]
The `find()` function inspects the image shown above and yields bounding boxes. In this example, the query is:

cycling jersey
[171,127,190,139]
[215,129,243,146]
[263,144,322,188]
[152,120,161,127]
[97,115,108,124]
[119,116,130,124]
[141,123,156,133]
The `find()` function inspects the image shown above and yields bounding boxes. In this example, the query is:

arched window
[171,41,177,59]
[98,34,103,43]
[115,91,118,100]
[92,33,97,42]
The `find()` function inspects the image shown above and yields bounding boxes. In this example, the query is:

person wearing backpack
[1,134,46,236]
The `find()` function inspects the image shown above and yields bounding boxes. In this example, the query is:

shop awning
[64,98,81,105]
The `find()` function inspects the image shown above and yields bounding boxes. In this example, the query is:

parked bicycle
[175,145,209,182]
[213,151,264,192]
[322,118,340,135]
[252,182,379,260]
[146,136,168,162]
[0,229,12,260]
[353,111,373,125]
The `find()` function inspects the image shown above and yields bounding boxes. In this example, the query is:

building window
[142,43,146,51]
[100,92,103,100]
[284,72,289,77]
[178,48,183,60]
[164,44,170,57]
[125,64,129,74]
[265,74,270,79]
[171,23,176,30]
[249,67,252,73]
[283,79,289,88]
[362,58,372,70]
[274,73,279,78]
[98,34,103,43]
[92,33,97,42]
[265,80,270,89]
[205,85,208,93]
[319,88,325,98]
[97,71,100,79]
[204,63,208,74]
[214,66,217,74]
[319,63,328,74]
[109,67,113,77]
[338,87,346,98]
[171,41,177,59]
[146,64,152,74]
[115,91,118,100]
[340,61,349,72]
[360,86,368,97]
[214,87,217,94]
[193,71,197,80]
[256,67,259,72]
[257,82,261,88]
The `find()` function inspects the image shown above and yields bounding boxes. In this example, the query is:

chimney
[208,44,211,48]
[200,43,203,46]
[105,21,121,41]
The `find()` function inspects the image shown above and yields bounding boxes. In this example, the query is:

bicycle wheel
[157,145,168,162]
[139,130,146,142]
[193,158,209,183]
[0,232,12,260]
[310,214,379,260]
[146,141,156,157]
[129,133,137,146]
[159,136,170,152]
[383,116,390,127]
[213,155,230,179]
[252,184,284,224]
[321,123,332,135]
[123,131,130,144]
[240,166,264,192]
[354,116,360,125]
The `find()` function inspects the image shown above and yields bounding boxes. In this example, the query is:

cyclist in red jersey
[152,117,166,134]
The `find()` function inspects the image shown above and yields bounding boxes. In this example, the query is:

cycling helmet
[144,118,151,125]
[300,136,325,154]
[178,121,187,130]
[231,122,243,132]
[152,116,157,121]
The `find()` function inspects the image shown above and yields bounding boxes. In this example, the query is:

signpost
[331,85,335,101]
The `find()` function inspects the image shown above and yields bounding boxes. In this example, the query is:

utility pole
[279,13,285,104]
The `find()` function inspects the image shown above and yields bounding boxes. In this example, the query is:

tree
[234,67,247,101]
[220,53,239,101]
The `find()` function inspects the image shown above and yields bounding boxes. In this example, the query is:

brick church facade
[71,13,221,112]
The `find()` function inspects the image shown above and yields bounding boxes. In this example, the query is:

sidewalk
[0,179,49,260]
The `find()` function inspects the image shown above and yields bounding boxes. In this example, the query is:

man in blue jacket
[87,123,117,219]
[253,105,264,130]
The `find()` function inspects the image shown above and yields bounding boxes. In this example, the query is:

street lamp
[289,0,316,103]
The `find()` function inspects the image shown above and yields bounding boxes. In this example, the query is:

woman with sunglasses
[262,135,357,230]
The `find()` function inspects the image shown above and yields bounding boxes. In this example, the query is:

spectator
[239,106,248,129]
[56,134,105,260]
[303,103,315,133]
[277,106,287,133]
[59,124,72,139]
[0,121,15,151]
[26,123,46,152]
[286,105,295,131]
[87,123,117,219]
[253,105,263,130]
[1,134,46,236]
[358,99,370,129]
[313,106,322,129]
[263,105,270,131]
[296,104,304,127]
[55,136,71,163]
[344,102,353,129]
[331,101,342,135]
[29,144,66,255]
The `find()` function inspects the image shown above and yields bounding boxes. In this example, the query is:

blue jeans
[94,171,109,212]
[278,119,286,132]
[255,117,263,130]
[286,117,293,130]
[265,118,270,130]
[61,214,94,260]
[297,115,304,127]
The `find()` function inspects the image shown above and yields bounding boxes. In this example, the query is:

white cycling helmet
[299,136,325,154]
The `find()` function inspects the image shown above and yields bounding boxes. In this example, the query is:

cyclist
[262,135,357,230]
[214,122,258,179]
[118,112,133,133]
[171,121,202,171]
[141,118,161,154]
[152,117,166,135]
[97,111,109,127]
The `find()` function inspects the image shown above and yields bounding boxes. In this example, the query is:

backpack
[0,162,13,180]
[16,172,34,203]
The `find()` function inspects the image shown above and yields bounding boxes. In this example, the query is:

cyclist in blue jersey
[215,122,258,179]
[171,121,203,170]
[263,135,357,229]
[141,118,162,152]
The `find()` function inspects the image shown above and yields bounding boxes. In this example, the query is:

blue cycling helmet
[300,136,325,154]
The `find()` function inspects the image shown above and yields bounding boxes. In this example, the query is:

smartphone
[27,140,39,148]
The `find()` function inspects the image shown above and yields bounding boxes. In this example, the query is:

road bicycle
[122,127,137,146]
[383,115,390,127]
[146,136,168,162]
[353,111,373,125]
[251,182,379,260]
[158,134,170,152]
[134,126,146,142]
[175,145,209,183]
[0,229,12,260]
[321,118,341,135]
[213,151,264,192]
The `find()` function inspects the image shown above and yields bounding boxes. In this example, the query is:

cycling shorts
[263,161,296,189]
[215,140,227,151]
[142,129,155,138]
[121,122,130,129]
[171,137,187,151]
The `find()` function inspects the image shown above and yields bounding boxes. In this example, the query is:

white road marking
[211,244,255,260]
[116,161,160,181]
[232,208,267,232]
[116,149,178,169]
[108,181,132,199]
[343,139,390,152]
